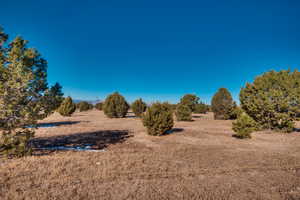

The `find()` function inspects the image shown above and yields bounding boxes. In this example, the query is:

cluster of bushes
[95,102,103,111]
[175,94,210,121]
[77,101,94,112]
[194,103,210,114]
[83,70,300,139]
[231,69,300,138]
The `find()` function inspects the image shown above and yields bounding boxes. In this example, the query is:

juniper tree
[42,82,64,117]
[180,94,199,112]
[240,70,300,132]
[211,88,235,120]
[232,112,258,139]
[57,96,76,117]
[142,102,174,136]
[131,98,147,117]
[176,104,192,121]
[0,27,62,157]
[103,92,129,118]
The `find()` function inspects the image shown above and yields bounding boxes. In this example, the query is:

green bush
[142,102,174,136]
[211,88,236,120]
[232,112,258,139]
[103,92,129,118]
[240,70,300,132]
[95,102,103,110]
[180,94,199,112]
[131,98,147,117]
[77,101,92,112]
[0,129,34,158]
[194,102,209,114]
[176,104,192,121]
[57,97,76,117]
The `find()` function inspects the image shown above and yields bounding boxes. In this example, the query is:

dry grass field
[0,110,300,200]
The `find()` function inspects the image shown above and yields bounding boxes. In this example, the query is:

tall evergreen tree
[0,27,61,157]
[211,88,235,120]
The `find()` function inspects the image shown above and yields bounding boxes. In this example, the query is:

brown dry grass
[0,110,300,200]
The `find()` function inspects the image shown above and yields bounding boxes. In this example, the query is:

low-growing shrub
[57,97,76,117]
[142,102,174,136]
[131,98,147,117]
[176,104,192,121]
[103,92,129,118]
[232,112,258,139]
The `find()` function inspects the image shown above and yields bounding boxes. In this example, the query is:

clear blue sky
[1,0,299,103]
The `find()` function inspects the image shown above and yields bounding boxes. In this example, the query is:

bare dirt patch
[0,110,299,200]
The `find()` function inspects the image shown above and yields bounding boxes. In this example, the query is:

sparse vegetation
[211,88,236,120]
[1,3,300,199]
[103,92,129,118]
[142,102,174,136]
[175,103,192,121]
[240,70,300,132]
[131,98,147,117]
[57,97,76,117]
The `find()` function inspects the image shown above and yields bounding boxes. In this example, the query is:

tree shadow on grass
[36,121,84,128]
[294,128,300,132]
[164,128,184,135]
[192,115,205,118]
[30,130,132,155]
